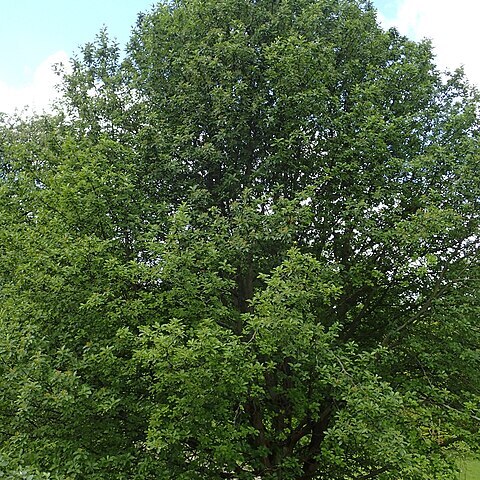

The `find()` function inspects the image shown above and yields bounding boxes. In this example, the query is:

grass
[458,460,480,479]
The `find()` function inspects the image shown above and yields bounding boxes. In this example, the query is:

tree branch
[356,466,390,479]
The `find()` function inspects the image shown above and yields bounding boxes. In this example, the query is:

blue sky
[0,0,155,87]
[372,0,398,19]
[0,0,478,114]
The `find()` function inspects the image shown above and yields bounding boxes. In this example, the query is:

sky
[0,0,155,114]
[0,0,479,115]
[374,0,480,86]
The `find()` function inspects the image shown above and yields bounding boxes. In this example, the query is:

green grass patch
[458,460,480,479]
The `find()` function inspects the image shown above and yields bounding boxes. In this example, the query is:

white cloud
[0,51,70,116]
[382,0,480,87]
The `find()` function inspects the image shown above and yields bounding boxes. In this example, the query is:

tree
[1,0,480,478]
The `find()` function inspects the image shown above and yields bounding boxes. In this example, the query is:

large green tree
[1,0,480,478]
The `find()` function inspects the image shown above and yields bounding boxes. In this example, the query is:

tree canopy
[1,0,480,478]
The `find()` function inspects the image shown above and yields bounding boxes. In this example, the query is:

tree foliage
[1,0,480,478]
